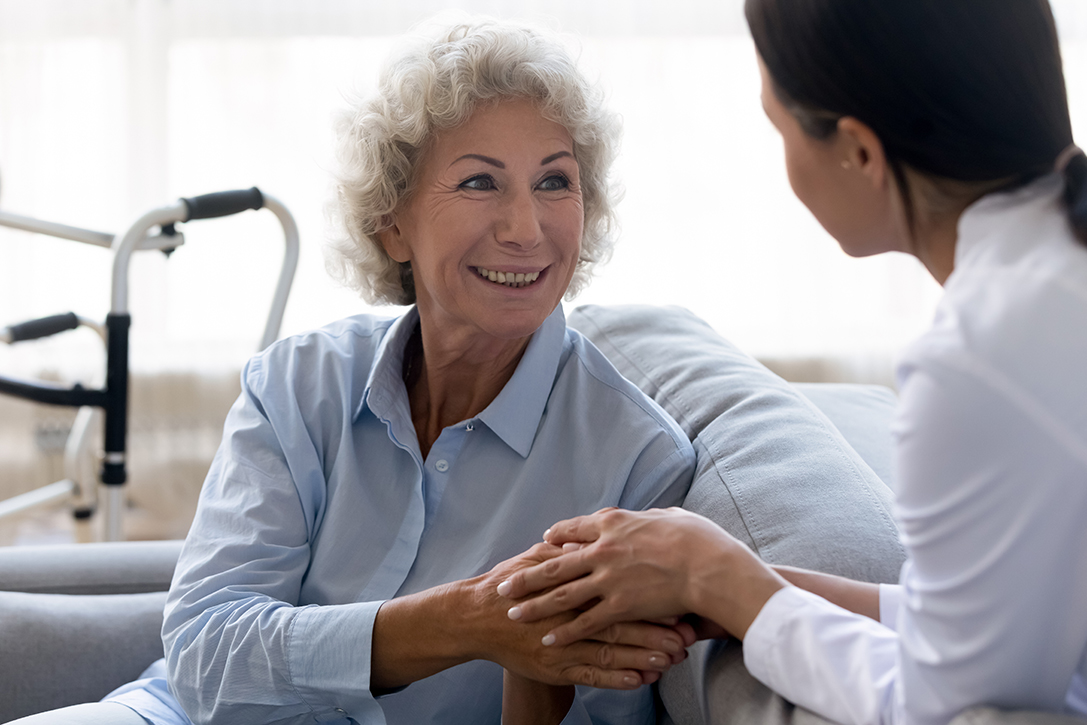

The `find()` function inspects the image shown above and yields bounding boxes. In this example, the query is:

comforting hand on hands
[497,508,788,650]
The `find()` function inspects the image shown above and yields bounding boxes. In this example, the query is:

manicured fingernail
[649,655,667,668]
[661,638,682,654]
[497,580,512,597]
[543,528,551,540]
[541,633,556,646]
[562,542,580,552]
[623,675,640,688]
[507,606,522,621]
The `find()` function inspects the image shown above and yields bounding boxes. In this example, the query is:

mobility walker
[0,187,300,541]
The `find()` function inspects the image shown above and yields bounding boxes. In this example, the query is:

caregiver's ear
[377,215,411,263]
[837,117,889,190]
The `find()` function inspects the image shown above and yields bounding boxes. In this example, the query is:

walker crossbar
[0,186,299,541]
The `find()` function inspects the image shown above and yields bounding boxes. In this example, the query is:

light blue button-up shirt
[106,305,694,725]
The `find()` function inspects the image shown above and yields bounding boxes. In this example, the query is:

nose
[497,187,542,250]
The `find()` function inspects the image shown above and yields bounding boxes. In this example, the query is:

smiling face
[380,97,584,344]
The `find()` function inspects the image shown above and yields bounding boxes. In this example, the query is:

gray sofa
[1,305,1082,725]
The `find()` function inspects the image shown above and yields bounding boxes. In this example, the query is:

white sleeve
[878,584,903,630]
[744,356,1087,725]
[743,586,898,725]
[891,360,1087,723]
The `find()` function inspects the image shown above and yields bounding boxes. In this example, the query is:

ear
[376,214,412,264]
[837,117,889,192]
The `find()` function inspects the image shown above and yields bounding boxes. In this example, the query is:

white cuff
[878,583,904,631]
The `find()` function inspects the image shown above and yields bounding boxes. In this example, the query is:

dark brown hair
[745,0,1087,243]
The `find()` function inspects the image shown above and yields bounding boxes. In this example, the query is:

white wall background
[1,0,1085,385]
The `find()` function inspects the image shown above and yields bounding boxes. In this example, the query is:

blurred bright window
[1,0,1085,382]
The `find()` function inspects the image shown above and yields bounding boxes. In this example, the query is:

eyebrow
[453,154,505,169]
[541,151,573,165]
[452,151,574,169]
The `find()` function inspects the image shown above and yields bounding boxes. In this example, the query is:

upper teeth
[476,267,541,288]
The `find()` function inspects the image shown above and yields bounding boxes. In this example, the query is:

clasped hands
[496,506,781,677]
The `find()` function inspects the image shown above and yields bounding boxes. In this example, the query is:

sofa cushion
[0,540,183,595]
[568,304,906,725]
[0,590,167,723]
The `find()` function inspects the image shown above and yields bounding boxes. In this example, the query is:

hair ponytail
[1060,147,1087,245]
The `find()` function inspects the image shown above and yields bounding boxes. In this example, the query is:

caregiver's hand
[497,508,789,647]
[475,543,689,689]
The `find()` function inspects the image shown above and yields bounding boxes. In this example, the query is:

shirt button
[435,459,449,472]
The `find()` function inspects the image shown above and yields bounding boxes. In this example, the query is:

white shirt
[743,174,1087,724]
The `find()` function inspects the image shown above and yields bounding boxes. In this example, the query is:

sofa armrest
[0,540,183,595]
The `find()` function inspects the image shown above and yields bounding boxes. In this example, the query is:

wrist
[371,581,475,689]
[686,539,787,640]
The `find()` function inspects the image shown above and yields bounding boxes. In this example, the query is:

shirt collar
[477,304,567,458]
[357,308,420,452]
[954,172,1065,272]
[358,305,568,459]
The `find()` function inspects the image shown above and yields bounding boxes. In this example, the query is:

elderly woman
[13,18,695,725]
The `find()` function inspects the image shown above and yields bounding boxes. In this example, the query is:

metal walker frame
[0,188,299,541]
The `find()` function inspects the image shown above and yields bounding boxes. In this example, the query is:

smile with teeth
[476,267,542,288]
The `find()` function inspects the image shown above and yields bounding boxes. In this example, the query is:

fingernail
[543,528,551,540]
[497,580,512,597]
[562,542,580,552]
[661,638,682,654]
[541,633,556,646]
[507,606,522,621]
[623,675,640,688]
[649,655,667,669]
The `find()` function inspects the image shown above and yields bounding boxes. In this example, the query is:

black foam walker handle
[101,312,130,486]
[181,187,264,221]
[7,312,80,342]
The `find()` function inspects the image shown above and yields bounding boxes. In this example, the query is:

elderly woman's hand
[496,508,789,648]
[371,540,692,694]
[470,542,691,690]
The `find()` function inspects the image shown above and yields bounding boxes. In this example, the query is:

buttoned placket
[421,420,477,525]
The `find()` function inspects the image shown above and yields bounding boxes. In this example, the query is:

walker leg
[102,485,124,542]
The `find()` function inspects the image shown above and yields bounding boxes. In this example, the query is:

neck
[405,318,531,458]
[912,212,960,286]
[902,171,1015,286]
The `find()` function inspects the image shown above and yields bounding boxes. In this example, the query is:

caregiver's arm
[499,508,788,645]
[501,509,882,646]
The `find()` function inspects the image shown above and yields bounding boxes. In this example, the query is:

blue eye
[461,175,496,191]
[538,174,569,192]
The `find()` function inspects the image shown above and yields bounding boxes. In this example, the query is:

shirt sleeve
[744,355,1087,725]
[744,586,899,725]
[161,360,388,725]
[878,584,903,630]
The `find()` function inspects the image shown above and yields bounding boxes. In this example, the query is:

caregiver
[500,1,1087,723]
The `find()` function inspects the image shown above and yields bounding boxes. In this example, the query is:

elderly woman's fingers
[591,621,690,665]
[539,606,621,649]
[499,547,595,600]
[561,639,674,684]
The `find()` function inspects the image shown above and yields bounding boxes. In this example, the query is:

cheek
[783,145,820,211]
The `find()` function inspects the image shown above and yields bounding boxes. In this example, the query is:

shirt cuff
[742,585,899,725]
[879,583,904,630]
[288,599,389,722]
